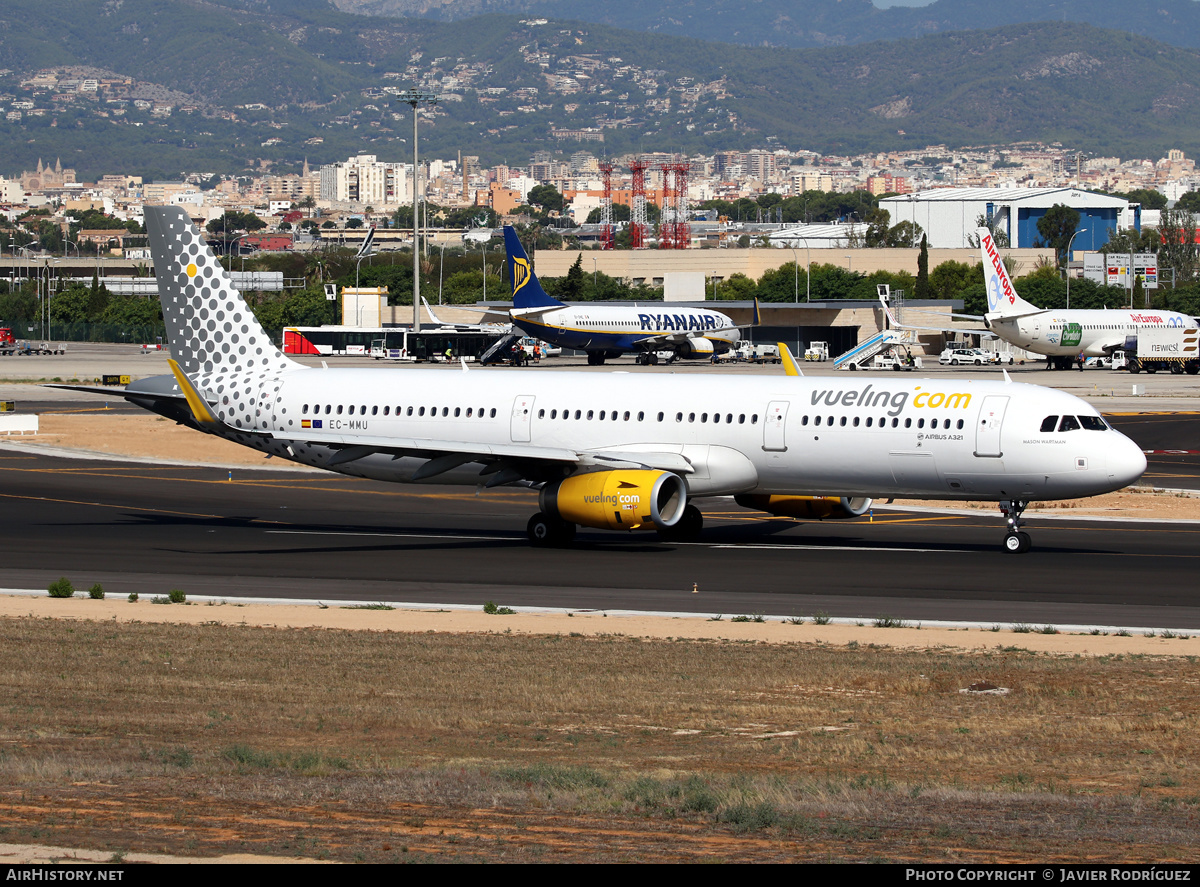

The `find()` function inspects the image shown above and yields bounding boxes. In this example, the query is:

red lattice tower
[660,161,690,249]
[599,161,615,250]
[629,158,649,249]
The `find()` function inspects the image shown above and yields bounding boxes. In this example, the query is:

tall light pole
[397,88,439,332]
[1064,229,1081,309]
[789,237,811,302]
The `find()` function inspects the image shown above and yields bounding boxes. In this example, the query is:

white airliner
[56,206,1146,554]
[979,228,1195,370]
[504,226,751,365]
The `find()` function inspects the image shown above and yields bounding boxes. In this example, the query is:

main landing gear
[656,504,704,542]
[527,512,577,547]
[999,499,1032,554]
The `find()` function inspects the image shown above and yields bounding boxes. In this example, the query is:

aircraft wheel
[658,504,703,542]
[648,352,659,366]
[527,512,575,547]
[1003,531,1032,554]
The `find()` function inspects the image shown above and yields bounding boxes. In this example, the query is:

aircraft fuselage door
[763,400,788,452]
[511,394,535,442]
[974,395,1009,457]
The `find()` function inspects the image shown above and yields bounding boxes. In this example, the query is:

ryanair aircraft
[504,227,750,365]
[58,206,1146,554]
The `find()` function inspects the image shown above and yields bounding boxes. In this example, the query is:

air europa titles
[809,385,972,417]
[982,232,1016,309]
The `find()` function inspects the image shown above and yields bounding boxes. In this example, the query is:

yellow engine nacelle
[735,494,872,520]
[541,470,687,531]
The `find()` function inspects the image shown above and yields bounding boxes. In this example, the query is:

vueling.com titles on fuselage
[810,386,971,418]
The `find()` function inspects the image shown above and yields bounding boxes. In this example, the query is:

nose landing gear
[1000,499,1031,553]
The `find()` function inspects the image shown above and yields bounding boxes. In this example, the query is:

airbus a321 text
[54,207,1146,554]
[505,226,754,365]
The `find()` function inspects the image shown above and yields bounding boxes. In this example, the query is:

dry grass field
[2,612,1199,863]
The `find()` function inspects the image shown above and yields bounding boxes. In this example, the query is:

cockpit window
[1040,416,1058,432]
[1058,415,1080,432]
[1079,415,1108,431]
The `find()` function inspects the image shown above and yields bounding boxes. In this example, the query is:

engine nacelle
[735,494,873,520]
[680,336,715,358]
[542,470,687,531]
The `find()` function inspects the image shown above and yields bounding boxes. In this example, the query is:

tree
[1121,188,1168,211]
[886,220,923,248]
[967,214,1009,249]
[1158,209,1198,284]
[1175,191,1200,213]
[914,235,930,299]
[527,184,565,215]
[1103,227,1159,254]
[1036,204,1081,268]
[863,208,890,248]
[585,203,632,224]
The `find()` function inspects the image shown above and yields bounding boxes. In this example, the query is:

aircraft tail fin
[146,205,299,380]
[978,227,1039,317]
[504,225,564,310]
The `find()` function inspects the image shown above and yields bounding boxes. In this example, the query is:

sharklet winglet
[778,342,803,377]
[168,359,222,429]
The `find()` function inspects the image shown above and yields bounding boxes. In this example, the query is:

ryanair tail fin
[504,225,564,310]
[146,205,298,379]
[978,227,1041,317]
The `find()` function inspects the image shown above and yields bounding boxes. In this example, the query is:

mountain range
[338,0,1200,50]
[0,0,1197,179]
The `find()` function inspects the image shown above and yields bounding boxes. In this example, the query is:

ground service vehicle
[1125,327,1200,375]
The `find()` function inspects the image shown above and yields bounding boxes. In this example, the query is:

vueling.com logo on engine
[585,493,643,510]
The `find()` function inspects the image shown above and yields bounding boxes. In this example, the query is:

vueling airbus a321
[55,206,1146,554]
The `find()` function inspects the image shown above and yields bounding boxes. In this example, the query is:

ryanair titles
[638,312,719,332]
[810,385,971,417]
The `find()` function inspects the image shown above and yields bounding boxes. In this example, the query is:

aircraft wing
[272,428,696,484]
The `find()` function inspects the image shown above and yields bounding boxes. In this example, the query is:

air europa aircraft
[978,228,1195,370]
[504,226,753,365]
[56,206,1145,554]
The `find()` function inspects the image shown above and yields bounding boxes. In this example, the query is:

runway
[3,448,1200,630]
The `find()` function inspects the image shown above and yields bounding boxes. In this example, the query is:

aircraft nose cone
[1109,432,1148,489]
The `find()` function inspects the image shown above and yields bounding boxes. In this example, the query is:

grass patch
[483,601,516,615]
[1,619,1199,861]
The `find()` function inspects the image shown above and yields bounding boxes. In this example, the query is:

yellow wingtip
[778,342,802,377]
